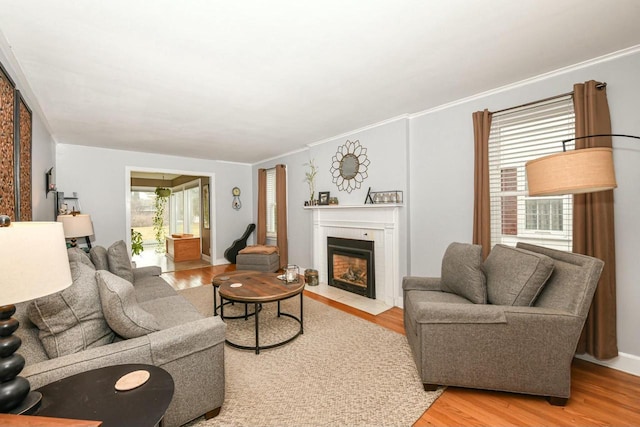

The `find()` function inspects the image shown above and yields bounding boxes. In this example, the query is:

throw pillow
[107,240,134,283]
[67,247,95,269]
[27,261,115,358]
[96,270,160,339]
[483,244,555,306]
[90,246,109,270]
[440,242,487,304]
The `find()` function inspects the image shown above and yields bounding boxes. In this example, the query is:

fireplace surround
[307,204,402,307]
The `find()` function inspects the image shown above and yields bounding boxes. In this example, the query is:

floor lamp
[525,134,640,196]
[0,220,72,414]
[57,213,94,248]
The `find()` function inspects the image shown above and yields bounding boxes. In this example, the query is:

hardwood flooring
[165,265,640,426]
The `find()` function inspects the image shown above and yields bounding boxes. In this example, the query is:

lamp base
[7,391,41,415]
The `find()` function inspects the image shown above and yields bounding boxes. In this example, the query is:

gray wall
[55,144,253,263]
[409,49,640,371]
[252,118,409,281]
[251,49,640,374]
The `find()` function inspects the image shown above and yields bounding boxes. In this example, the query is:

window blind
[489,95,575,251]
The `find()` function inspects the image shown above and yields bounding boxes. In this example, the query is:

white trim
[215,257,230,266]
[410,44,640,119]
[575,352,640,377]
[306,115,410,148]
[311,205,402,308]
[124,166,216,263]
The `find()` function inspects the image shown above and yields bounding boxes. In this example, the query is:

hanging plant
[153,187,170,253]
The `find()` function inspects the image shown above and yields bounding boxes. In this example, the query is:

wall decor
[17,91,32,221]
[365,190,403,204]
[232,186,242,210]
[0,61,16,220]
[330,140,370,193]
[318,191,330,205]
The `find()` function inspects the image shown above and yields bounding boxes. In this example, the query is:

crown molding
[306,114,410,148]
[410,44,640,119]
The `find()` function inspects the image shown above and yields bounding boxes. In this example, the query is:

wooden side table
[34,364,174,427]
[166,236,201,262]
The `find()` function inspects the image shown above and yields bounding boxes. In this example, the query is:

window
[170,179,201,237]
[489,95,574,251]
[266,168,277,237]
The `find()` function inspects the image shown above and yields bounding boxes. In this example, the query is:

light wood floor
[164,265,640,427]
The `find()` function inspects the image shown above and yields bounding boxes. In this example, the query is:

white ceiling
[1,0,639,164]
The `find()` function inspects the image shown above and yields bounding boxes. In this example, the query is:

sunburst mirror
[330,140,370,193]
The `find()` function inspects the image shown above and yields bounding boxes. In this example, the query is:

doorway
[126,168,215,272]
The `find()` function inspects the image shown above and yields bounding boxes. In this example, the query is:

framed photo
[203,184,210,229]
[318,191,330,205]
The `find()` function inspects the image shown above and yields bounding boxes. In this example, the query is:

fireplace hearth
[327,237,375,299]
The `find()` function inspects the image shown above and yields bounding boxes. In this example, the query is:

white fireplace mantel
[306,204,402,307]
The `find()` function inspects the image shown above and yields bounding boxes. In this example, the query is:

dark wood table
[34,364,174,427]
[212,271,305,354]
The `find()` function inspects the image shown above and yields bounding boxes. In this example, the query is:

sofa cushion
[27,261,115,358]
[96,270,160,338]
[239,245,278,255]
[107,240,134,283]
[90,245,110,270]
[67,247,95,269]
[440,242,486,304]
[483,244,555,306]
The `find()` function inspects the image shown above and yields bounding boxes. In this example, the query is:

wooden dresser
[166,236,201,262]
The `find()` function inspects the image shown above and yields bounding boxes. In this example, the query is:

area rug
[178,285,443,427]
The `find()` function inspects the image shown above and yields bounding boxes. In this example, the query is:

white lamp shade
[525,147,617,196]
[57,214,94,238]
[0,222,73,305]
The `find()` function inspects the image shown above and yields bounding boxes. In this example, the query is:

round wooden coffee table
[213,271,305,354]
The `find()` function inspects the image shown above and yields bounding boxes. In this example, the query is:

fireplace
[327,237,375,299]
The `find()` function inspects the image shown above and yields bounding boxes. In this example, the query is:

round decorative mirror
[340,154,359,179]
[330,140,370,193]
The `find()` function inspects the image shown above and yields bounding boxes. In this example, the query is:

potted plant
[131,229,144,256]
[153,187,171,253]
[303,159,318,203]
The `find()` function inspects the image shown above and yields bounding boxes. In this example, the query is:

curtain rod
[492,82,606,115]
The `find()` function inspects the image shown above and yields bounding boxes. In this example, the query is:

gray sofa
[14,243,225,427]
[403,242,604,404]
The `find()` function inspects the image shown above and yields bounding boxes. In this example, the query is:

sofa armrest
[402,276,442,292]
[22,336,155,389]
[413,303,572,325]
[148,316,226,365]
[133,265,162,280]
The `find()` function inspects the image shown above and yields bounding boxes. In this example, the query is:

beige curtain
[257,168,267,245]
[573,81,618,359]
[276,164,288,267]
[472,109,493,259]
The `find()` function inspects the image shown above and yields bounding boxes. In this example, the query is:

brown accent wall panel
[18,95,32,221]
[0,64,15,220]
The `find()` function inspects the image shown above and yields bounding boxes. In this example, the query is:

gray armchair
[403,242,604,405]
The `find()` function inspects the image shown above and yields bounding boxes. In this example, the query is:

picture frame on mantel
[318,191,330,205]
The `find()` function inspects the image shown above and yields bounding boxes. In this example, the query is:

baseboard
[215,258,230,266]
[575,351,640,377]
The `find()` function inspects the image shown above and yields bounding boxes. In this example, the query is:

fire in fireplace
[327,237,375,299]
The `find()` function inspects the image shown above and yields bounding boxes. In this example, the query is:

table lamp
[525,133,639,196]
[57,213,94,248]
[0,220,72,414]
